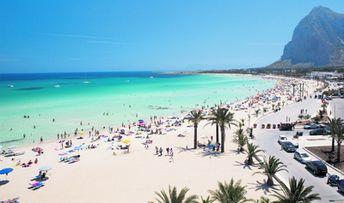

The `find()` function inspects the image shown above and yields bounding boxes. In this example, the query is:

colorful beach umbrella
[0,168,13,175]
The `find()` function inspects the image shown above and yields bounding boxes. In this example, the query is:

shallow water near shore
[0,72,276,145]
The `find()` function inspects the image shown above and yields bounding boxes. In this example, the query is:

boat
[8,84,14,88]
[54,84,61,88]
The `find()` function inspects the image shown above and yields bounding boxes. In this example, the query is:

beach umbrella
[39,166,51,171]
[122,139,130,144]
[207,144,216,149]
[0,168,13,175]
[74,145,85,151]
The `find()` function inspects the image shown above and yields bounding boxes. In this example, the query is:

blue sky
[1,0,344,73]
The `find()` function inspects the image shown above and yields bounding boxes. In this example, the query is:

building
[310,71,343,80]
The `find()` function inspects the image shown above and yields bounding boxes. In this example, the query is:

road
[330,99,344,119]
[253,98,344,202]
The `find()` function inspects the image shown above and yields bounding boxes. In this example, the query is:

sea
[0,72,276,146]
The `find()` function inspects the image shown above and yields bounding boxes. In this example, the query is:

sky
[1,0,344,73]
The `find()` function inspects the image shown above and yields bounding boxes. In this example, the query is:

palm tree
[187,109,204,149]
[199,196,213,203]
[246,143,264,165]
[318,110,325,120]
[152,185,198,203]
[335,119,344,162]
[208,107,236,153]
[321,103,327,113]
[254,156,288,186]
[272,176,320,203]
[233,121,247,152]
[256,197,271,203]
[328,117,342,152]
[207,107,220,144]
[209,178,252,203]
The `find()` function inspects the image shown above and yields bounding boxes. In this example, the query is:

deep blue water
[0,71,191,81]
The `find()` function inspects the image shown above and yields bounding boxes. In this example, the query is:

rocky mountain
[280,6,344,67]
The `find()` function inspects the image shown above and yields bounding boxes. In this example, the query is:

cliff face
[281,6,344,67]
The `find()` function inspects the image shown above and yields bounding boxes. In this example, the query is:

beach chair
[28,181,44,190]
[67,157,79,164]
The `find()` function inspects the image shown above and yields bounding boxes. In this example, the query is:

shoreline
[0,73,277,148]
[0,74,324,202]
[1,73,309,153]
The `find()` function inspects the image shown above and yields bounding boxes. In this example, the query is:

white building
[310,71,343,79]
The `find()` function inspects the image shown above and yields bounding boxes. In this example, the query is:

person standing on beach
[155,146,158,155]
[40,136,43,143]
[159,147,163,156]
[169,149,174,162]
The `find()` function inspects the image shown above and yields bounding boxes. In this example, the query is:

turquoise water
[0,72,276,145]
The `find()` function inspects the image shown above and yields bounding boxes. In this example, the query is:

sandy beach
[0,75,324,203]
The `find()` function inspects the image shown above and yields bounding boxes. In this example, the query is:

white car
[294,150,312,164]
[278,135,288,144]
[278,135,299,148]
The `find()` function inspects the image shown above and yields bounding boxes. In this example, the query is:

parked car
[294,150,311,163]
[278,135,299,148]
[278,135,288,144]
[338,179,344,193]
[305,160,328,176]
[309,128,331,135]
[282,141,296,153]
[327,174,340,186]
[304,123,320,129]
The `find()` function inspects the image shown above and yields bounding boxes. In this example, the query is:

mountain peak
[280,6,344,67]
[310,6,333,15]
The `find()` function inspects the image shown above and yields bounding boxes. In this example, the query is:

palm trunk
[267,175,274,186]
[216,123,219,144]
[338,142,341,163]
[248,156,253,165]
[220,125,225,153]
[194,125,198,149]
[332,135,335,152]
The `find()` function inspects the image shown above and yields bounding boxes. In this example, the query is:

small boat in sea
[149,76,154,79]
[54,84,61,88]
[83,81,90,84]
[8,84,14,88]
